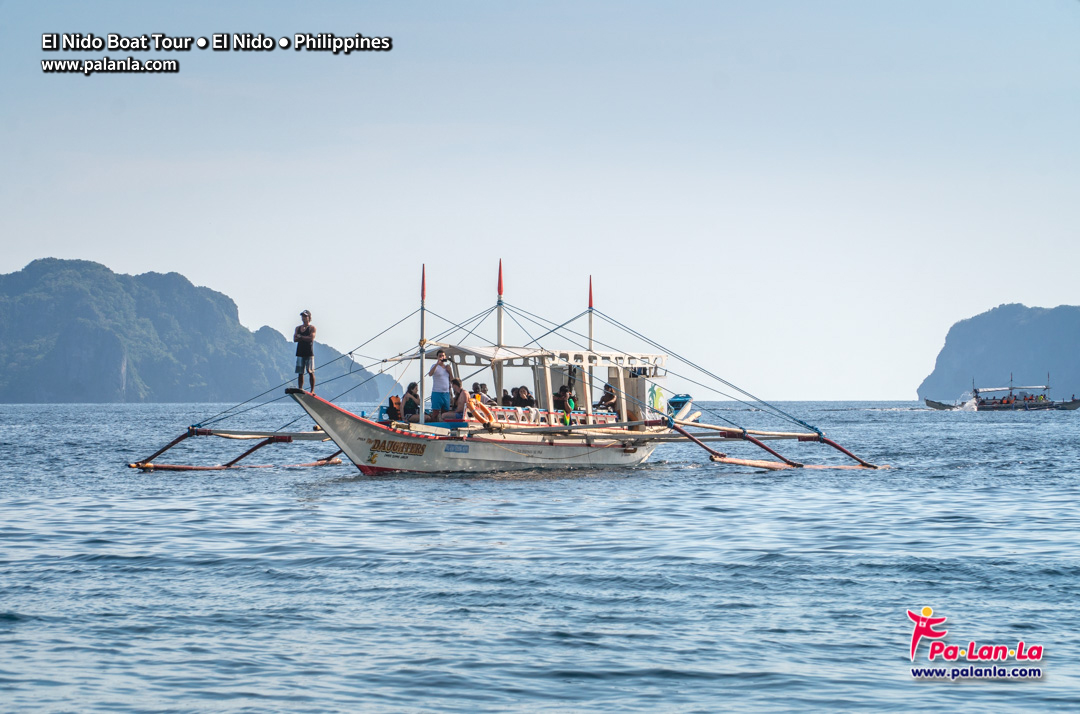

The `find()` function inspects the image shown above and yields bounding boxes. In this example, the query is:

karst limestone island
[918,303,1080,404]
[0,259,393,403]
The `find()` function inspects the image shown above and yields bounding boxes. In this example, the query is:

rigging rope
[503,303,814,432]
[194,307,420,428]
[504,307,541,349]
[513,308,589,349]
[426,305,498,346]
[205,356,387,431]
[190,288,820,441]
[593,309,820,434]
[501,304,677,420]
[273,362,388,431]
[501,304,718,418]
[275,306,506,431]
[198,303,491,432]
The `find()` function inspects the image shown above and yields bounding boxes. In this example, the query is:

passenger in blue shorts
[427,349,453,413]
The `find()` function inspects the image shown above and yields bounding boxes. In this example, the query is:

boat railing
[376,404,621,428]
[483,405,618,427]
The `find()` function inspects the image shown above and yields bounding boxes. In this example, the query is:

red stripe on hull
[356,464,402,475]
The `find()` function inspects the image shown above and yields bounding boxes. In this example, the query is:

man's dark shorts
[296,356,314,374]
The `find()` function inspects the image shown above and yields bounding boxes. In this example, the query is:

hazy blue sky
[2,1,1078,399]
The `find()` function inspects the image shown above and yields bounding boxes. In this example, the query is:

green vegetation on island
[0,258,393,403]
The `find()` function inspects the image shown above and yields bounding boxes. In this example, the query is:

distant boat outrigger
[130,264,884,474]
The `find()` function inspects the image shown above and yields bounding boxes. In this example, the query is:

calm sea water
[2,401,1079,711]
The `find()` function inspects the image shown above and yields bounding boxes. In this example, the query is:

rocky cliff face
[0,259,393,403]
[918,303,1080,401]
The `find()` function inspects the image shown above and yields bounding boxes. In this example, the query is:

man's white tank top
[432,364,450,392]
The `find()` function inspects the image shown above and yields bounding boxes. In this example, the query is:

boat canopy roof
[386,341,667,368]
[974,386,1049,393]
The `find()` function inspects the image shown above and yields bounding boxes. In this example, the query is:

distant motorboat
[925,375,1080,412]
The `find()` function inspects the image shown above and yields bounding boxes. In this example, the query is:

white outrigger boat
[283,265,881,474]
[130,264,883,474]
[285,349,673,474]
[925,375,1080,412]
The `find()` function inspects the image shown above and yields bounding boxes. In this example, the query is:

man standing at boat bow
[294,310,316,392]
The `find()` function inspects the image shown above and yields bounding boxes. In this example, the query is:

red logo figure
[908,606,948,661]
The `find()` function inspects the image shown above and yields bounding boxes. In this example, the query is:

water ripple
[1,401,1079,711]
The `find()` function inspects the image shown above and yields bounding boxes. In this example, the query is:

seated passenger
[479,383,498,406]
[556,385,576,425]
[512,386,535,408]
[402,382,422,422]
[386,394,402,421]
[443,378,469,420]
[554,385,576,413]
[501,389,513,406]
[596,384,617,411]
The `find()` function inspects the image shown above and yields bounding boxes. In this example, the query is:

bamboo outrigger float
[129,262,884,474]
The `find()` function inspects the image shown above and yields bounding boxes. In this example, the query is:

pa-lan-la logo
[908,607,1043,662]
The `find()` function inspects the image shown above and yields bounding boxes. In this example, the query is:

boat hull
[288,391,658,474]
[975,399,1080,412]
[926,398,1080,411]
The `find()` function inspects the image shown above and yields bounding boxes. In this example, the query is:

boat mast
[497,260,504,346]
[588,276,594,352]
[538,268,553,423]
[418,265,427,425]
[495,260,504,401]
[584,276,594,423]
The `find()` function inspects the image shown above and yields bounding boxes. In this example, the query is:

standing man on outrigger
[294,310,317,392]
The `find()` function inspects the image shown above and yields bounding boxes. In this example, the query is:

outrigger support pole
[741,432,803,468]
[320,449,344,463]
[673,417,879,469]
[670,423,728,460]
[671,423,802,469]
[128,430,344,472]
[800,434,879,469]
[128,426,210,468]
[222,436,291,467]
